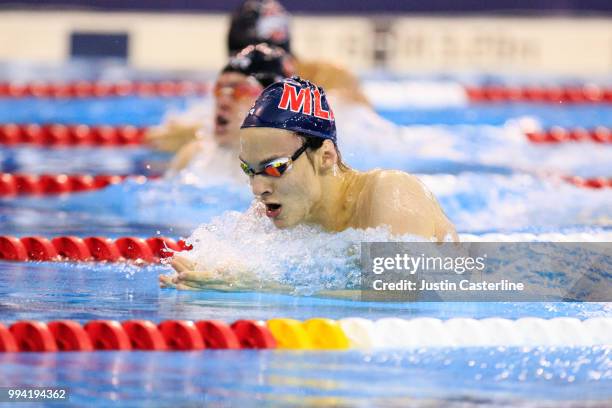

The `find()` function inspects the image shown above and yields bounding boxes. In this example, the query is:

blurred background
[0,1,610,237]
[0,0,610,76]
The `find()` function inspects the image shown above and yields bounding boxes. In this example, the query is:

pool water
[0,65,611,406]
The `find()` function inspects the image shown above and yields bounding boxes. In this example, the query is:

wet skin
[160,128,457,290]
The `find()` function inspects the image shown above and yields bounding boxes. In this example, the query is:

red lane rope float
[48,320,93,351]
[122,320,168,351]
[9,321,58,352]
[158,320,205,350]
[84,320,132,350]
[0,124,147,147]
[563,176,612,189]
[0,80,209,99]
[0,235,187,263]
[0,173,151,197]
[1,319,275,352]
[524,126,612,144]
[465,85,612,104]
[231,320,277,349]
[0,323,18,352]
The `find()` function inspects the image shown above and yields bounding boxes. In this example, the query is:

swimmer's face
[214,72,263,148]
[239,128,323,228]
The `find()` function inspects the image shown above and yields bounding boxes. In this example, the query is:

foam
[182,204,429,294]
[181,205,611,294]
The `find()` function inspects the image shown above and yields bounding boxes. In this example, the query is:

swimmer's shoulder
[364,169,425,195]
[296,60,370,106]
[360,170,456,240]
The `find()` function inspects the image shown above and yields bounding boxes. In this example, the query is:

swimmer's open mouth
[216,115,229,127]
[265,203,282,218]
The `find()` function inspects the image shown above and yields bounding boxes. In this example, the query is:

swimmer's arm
[145,123,201,152]
[365,172,458,241]
[166,140,204,174]
[159,255,294,292]
[159,256,360,298]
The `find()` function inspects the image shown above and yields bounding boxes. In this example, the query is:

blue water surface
[1,67,611,406]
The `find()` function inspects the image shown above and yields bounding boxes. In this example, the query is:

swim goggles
[214,82,262,100]
[240,143,308,177]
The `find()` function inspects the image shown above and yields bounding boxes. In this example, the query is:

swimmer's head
[241,76,336,142]
[214,43,293,147]
[222,43,291,88]
[239,77,349,228]
[228,0,291,56]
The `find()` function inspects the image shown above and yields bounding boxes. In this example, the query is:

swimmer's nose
[250,174,272,197]
[215,99,232,112]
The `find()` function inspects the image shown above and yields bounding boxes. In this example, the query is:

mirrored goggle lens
[263,159,291,177]
[240,161,255,176]
[240,158,292,177]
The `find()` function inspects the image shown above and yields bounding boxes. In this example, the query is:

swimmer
[147,0,368,153]
[227,0,369,105]
[160,77,457,291]
[165,43,291,177]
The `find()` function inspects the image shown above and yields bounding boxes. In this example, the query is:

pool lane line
[562,176,612,189]
[0,124,147,147]
[0,80,210,99]
[1,171,608,198]
[2,318,611,352]
[465,84,612,104]
[2,123,611,148]
[0,320,273,352]
[0,235,192,263]
[1,80,611,104]
[524,126,612,144]
[0,319,352,352]
[0,173,161,196]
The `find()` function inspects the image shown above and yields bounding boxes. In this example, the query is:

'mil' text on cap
[277,83,334,120]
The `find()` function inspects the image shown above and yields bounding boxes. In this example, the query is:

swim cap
[222,43,291,88]
[228,0,291,55]
[241,76,336,142]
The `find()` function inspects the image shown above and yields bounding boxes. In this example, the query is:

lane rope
[0,173,159,196]
[465,84,612,104]
[524,126,612,144]
[0,235,192,263]
[0,80,209,99]
[3,123,611,148]
[2,172,608,198]
[0,124,146,147]
[0,319,272,352]
[1,317,611,352]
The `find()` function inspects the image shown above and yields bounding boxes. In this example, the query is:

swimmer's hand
[159,255,291,292]
[145,122,200,152]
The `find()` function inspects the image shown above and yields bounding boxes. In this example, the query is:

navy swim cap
[222,43,291,88]
[228,0,291,55]
[241,77,336,142]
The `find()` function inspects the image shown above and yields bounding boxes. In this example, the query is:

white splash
[181,203,429,294]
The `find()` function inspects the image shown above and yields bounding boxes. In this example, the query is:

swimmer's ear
[317,139,339,174]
